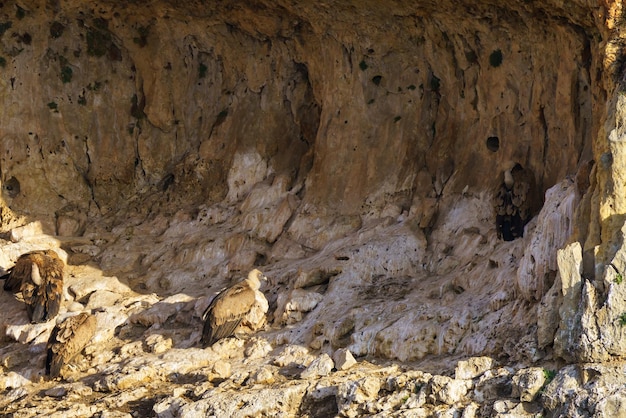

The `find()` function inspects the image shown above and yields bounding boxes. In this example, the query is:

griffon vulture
[2,249,64,323]
[494,163,535,241]
[46,312,97,378]
[201,269,268,347]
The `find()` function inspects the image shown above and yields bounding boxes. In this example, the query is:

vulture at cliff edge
[494,163,535,241]
[201,269,268,347]
[2,249,65,323]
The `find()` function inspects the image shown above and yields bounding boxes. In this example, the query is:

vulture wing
[2,266,20,292]
[46,312,97,378]
[20,251,64,323]
[201,281,257,346]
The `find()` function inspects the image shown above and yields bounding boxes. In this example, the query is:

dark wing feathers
[3,250,64,323]
[494,165,535,241]
[202,282,257,346]
[2,267,20,292]
[46,313,97,378]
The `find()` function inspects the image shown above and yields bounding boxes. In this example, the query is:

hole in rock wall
[3,176,20,198]
[486,137,500,152]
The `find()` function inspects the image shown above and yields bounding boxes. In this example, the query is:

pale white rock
[1,387,29,406]
[595,387,626,418]
[157,348,219,374]
[239,174,291,213]
[493,400,543,416]
[153,396,188,418]
[211,360,232,381]
[273,344,315,368]
[225,151,268,204]
[66,301,85,312]
[145,333,173,354]
[432,406,464,418]
[0,242,68,269]
[300,353,334,379]
[228,370,251,386]
[175,383,309,418]
[336,376,382,417]
[248,365,277,385]
[385,370,432,392]
[511,367,547,402]
[276,288,324,324]
[5,320,55,344]
[0,372,32,390]
[461,402,480,418]
[68,273,133,301]
[211,338,245,359]
[9,222,45,242]
[307,380,340,401]
[537,274,562,349]
[244,337,273,359]
[91,310,130,344]
[492,399,519,414]
[85,289,122,309]
[553,242,584,362]
[454,356,497,380]
[95,365,159,392]
[130,293,194,327]
[541,366,581,411]
[473,367,514,403]
[516,179,578,301]
[119,341,144,357]
[99,411,133,418]
[46,404,99,418]
[428,375,472,405]
[333,348,357,371]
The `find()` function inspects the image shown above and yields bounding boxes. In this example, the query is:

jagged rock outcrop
[1,0,626,415]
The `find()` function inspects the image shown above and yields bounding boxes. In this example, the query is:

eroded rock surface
[0,0,625,416]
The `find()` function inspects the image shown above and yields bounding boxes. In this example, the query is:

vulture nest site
[2,0,626,417]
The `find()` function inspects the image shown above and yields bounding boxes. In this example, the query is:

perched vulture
[46,312,97,378]
[1,250,64,323]
[494,164,535,241]
[202,269,267,347]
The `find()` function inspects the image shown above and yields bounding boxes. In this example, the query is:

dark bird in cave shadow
[46,312,97,378]
[2,249,64,323]
[494,163,536,241]
[201,269,268,347]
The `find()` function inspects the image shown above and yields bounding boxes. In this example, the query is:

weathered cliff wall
[2,0,626,416]
[0,0,600,231]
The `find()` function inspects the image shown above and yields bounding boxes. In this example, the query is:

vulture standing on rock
[1,249,64,323]
[494,163,535,241]
[46,312,97,378]
[202,269,268,347]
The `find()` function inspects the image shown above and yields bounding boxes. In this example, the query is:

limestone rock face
[0,0,625,416]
